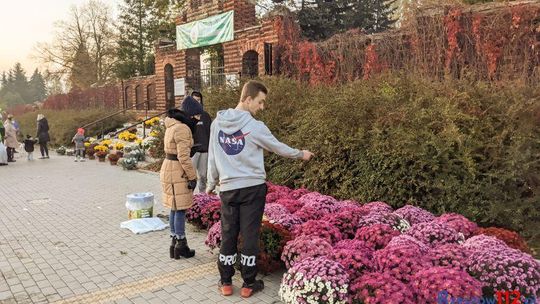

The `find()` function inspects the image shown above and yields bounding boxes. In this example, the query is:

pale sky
[0,0,120,76]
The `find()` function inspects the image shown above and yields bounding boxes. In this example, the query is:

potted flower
[86,148,95,160]
[108,153,120,165]
[95,151,107,162]
[56,146,66,155]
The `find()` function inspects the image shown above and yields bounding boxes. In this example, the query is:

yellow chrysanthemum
[94,145,109,152]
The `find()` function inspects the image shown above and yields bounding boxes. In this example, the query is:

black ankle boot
[170,236,177,259]
[174,237,195,259]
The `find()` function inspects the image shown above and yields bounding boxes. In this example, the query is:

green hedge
[15,108,134,146]
[204,75,540,253]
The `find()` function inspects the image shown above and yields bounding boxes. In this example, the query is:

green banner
[176,11,234,50]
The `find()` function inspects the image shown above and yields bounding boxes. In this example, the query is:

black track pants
[217,183,267,284]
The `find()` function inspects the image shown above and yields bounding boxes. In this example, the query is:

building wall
[124,0,283,112]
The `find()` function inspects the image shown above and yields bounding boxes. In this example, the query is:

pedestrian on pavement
[0,140,8,165]
[206,80,314,298]
[160,108,198,260]
[72,128,86,162]
[4,114,19,162]
[183,92,212,193]
[0,117,5,144]
[23,135,37,161]
[36,114,50,159]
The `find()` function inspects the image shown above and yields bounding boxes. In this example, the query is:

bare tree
[34,0,117,90]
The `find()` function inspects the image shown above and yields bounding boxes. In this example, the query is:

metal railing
[82,100,153,140]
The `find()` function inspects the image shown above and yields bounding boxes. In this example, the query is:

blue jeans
[170,210,186,238]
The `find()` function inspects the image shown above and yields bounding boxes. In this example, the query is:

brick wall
[149,0,283,111]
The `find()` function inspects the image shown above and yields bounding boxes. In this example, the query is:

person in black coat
[182,91,212,193]
[36,114,50,159]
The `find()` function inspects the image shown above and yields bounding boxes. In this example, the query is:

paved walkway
[0,152,283,304]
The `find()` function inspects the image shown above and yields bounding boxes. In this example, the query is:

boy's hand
[301,150,314,161]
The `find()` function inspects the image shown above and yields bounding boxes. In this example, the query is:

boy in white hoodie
[206,80,314,297]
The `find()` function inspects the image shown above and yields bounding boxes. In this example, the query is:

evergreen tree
[116,0,156,78]
[116,0,183,79]
[12,63,31,102]
[297,0,397,41]
[29,69,47,102]
[1,72,7,89]
[69,43,98,89]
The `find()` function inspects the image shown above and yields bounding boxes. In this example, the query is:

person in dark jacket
[36,114,50,159]
[23,135,37,161]
[182,92,212,193]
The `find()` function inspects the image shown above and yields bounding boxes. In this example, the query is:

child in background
[72,128,86,162]
[23,135,37,161]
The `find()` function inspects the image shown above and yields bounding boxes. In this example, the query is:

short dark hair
[240,80,268,102]
[191,91,202,99]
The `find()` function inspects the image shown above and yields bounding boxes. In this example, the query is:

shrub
[203,75,539,251]
[17,108,133,146]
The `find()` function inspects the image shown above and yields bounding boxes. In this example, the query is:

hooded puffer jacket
[159,116,197,210]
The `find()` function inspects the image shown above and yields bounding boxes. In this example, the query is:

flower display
[200,200,221,229]
[266,181,292,193]
[466,247,540,300]
[298,192,339,214]
[334,200,364,214]
[358,212,410,232]
[187,193,219,229]
[293,220,342,245]
[205,221,221,251]
[434,213,478,238]
[411,267,483,303]
[355,224,400,250]
[350,272,415,304]
[428,243,471,270]
[326,210,364,239]
[266,191,286,204]
[332,248,373,281]
[115,142,124,150]
[294,205,328,222]
[374,244,431,283]
[119,157,137,170]
[462,234,509,254]
[393,204,435,225]
[333,239,373,254]
[264,203,291,220]
[477,227,532,253]
[279,256,350,304]
[56,146,66,155]
[289,188,310,199]
[405,221,462,247]
[95,150,108,159]
[359,201,393,214]
[118,130,137,142]
[281,236,332,269]
[386,235,430,253]
[275,198,304,213]
[144,117,160,126]
[100,139,112,147]
[258,221,292,274]
[267,213,303,231]
[93,145,108,152]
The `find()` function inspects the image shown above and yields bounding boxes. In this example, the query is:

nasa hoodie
[207,108,304,192]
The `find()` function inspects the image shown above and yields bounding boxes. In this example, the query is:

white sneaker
[80,159,86,162]
[74,159,78,162]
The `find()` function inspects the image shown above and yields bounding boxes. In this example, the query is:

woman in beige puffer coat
[160,108,198,259]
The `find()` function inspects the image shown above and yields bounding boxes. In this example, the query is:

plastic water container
[126,192,154,219]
